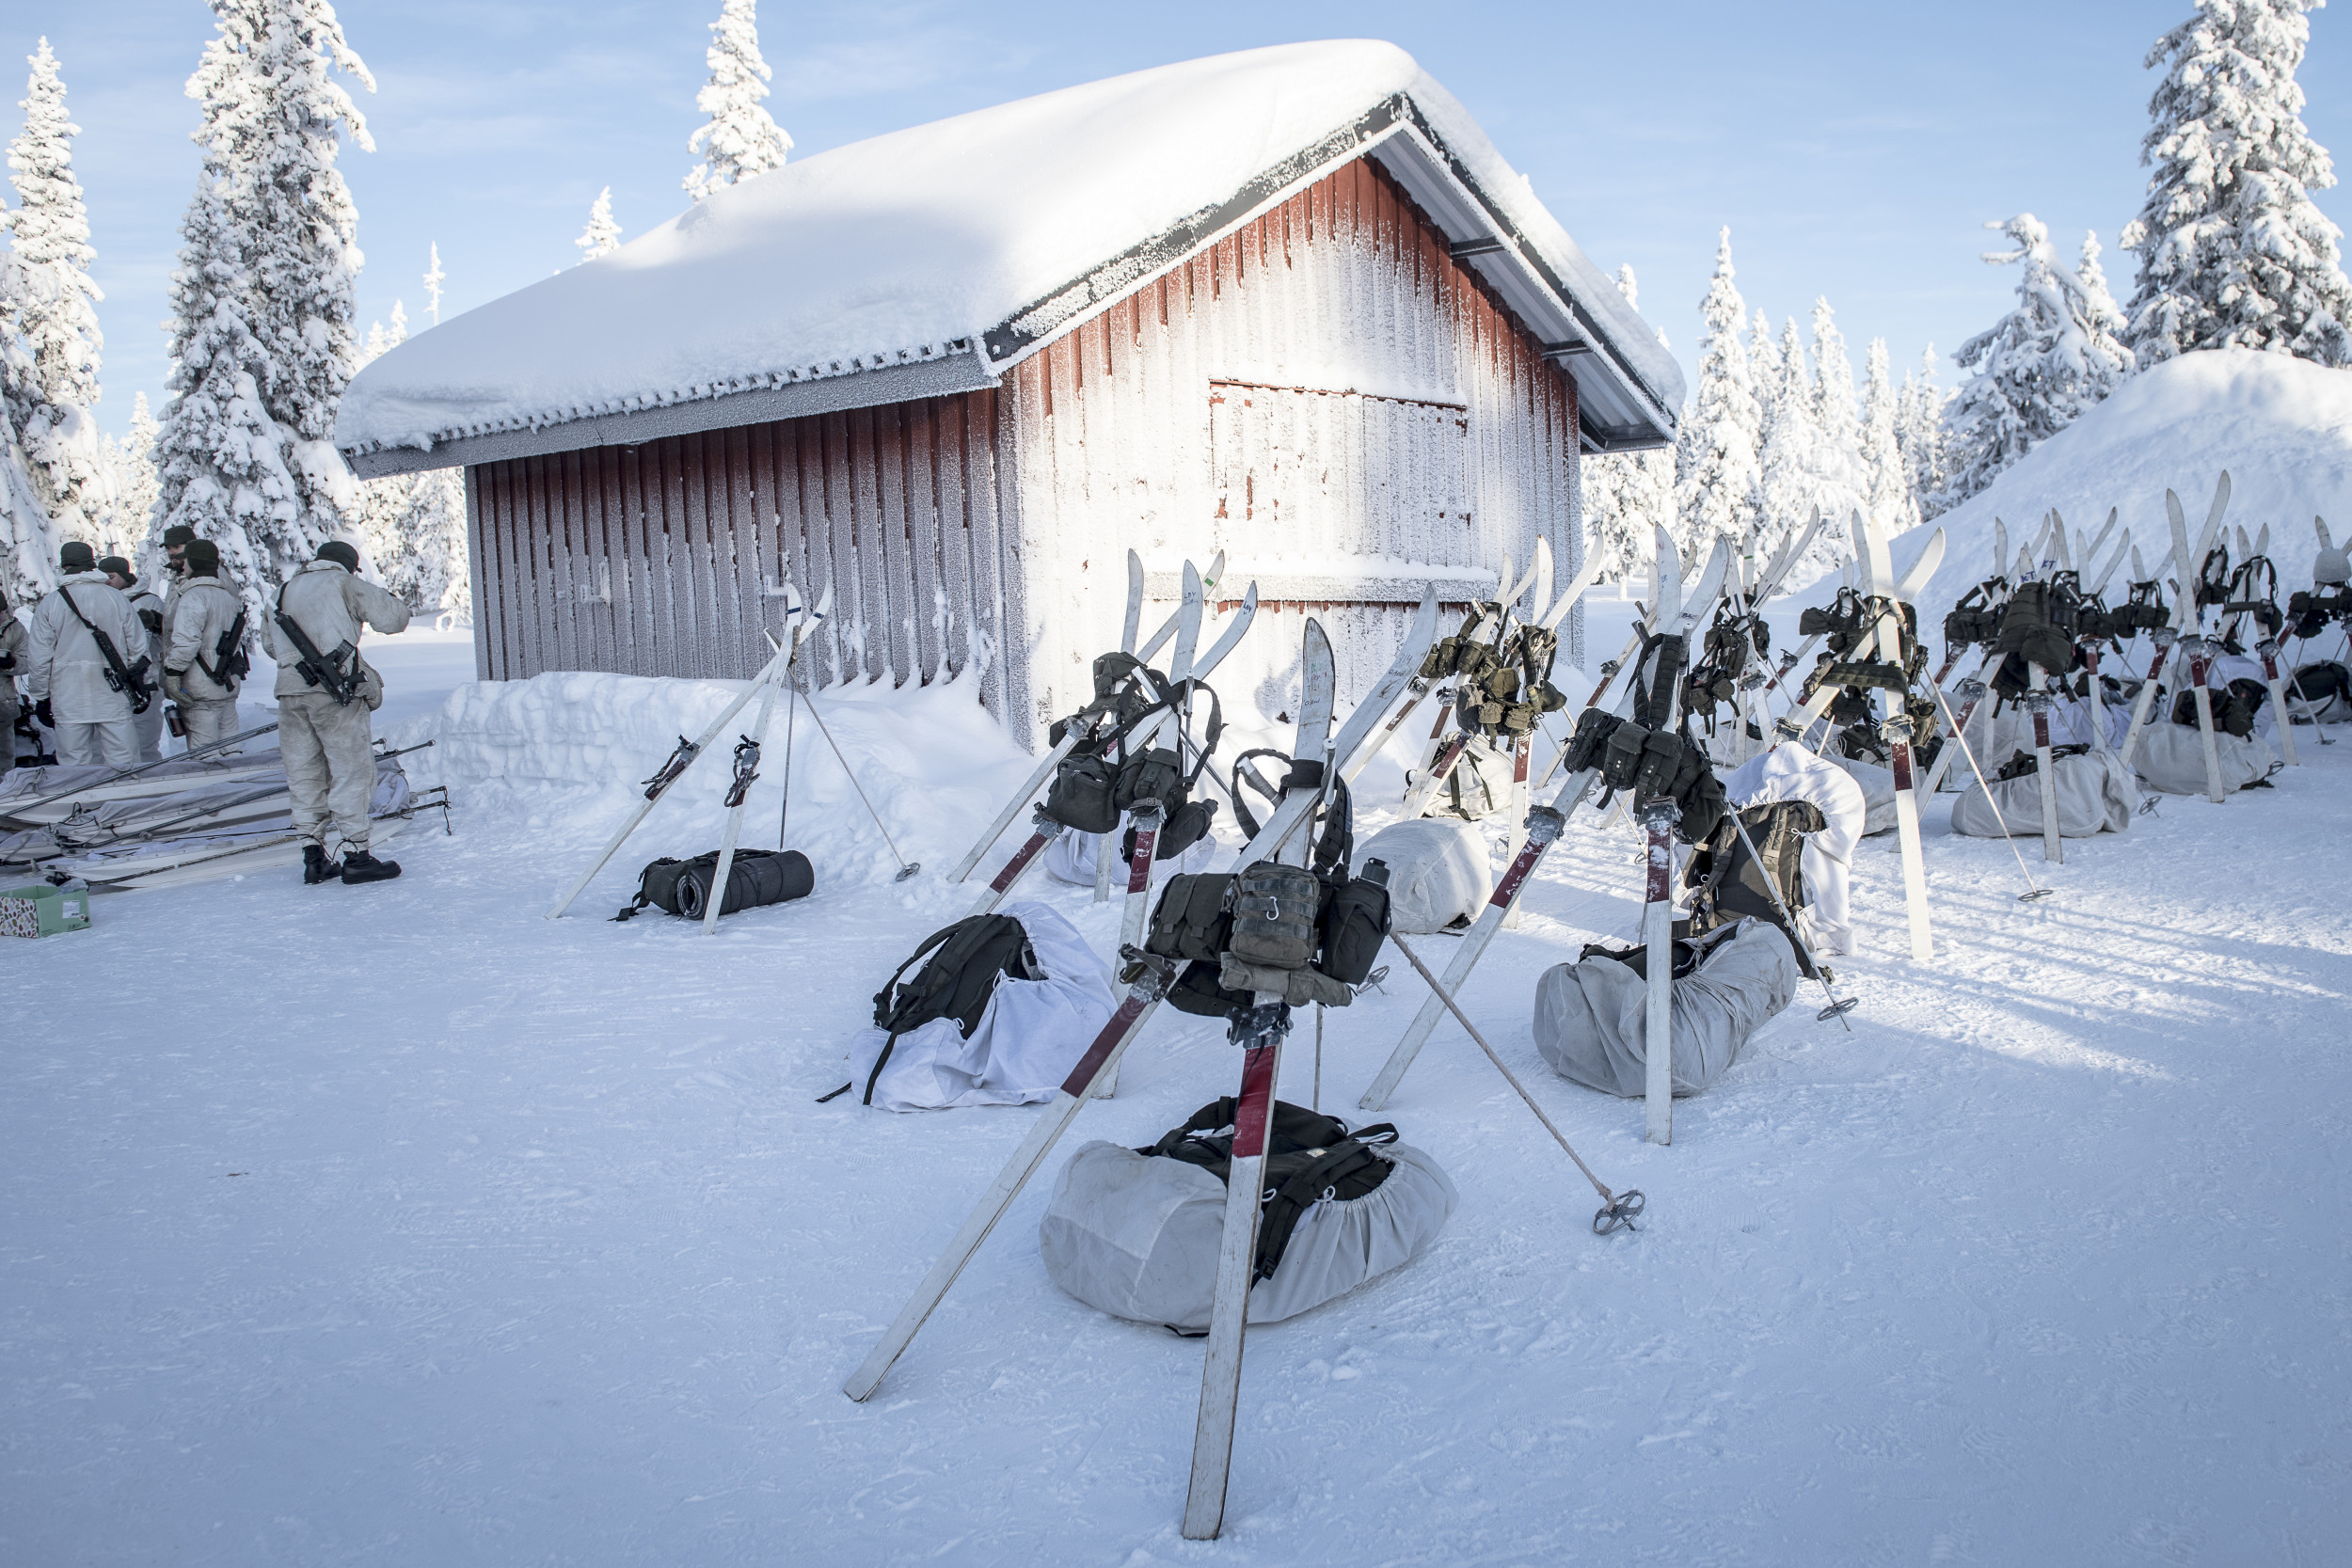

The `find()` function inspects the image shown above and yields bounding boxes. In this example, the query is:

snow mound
[382,671,1035,898]
[336,40,1677,458]
[1909,349,2352,617]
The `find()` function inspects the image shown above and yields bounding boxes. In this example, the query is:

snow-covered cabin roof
[339,40,1684,476]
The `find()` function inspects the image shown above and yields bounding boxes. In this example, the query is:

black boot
[303,844,342,884]
[341,848,402,884]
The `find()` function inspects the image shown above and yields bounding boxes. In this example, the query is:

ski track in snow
[5,619,2350,1566]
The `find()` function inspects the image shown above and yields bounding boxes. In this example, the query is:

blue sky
[10,0,2351,438]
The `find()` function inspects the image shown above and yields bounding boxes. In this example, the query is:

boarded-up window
[1207,382,1471,570]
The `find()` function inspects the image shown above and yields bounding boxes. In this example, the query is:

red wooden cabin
[338,41,1680,745]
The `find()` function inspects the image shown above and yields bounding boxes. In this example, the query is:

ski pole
[759,628,919,880]
[803,696,919,881]
[1718,807,1856,1027]
[1389,932,1644,1234]
[1929,682,2053,902]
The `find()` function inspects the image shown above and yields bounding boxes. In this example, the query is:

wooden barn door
[1205,380,1471,709]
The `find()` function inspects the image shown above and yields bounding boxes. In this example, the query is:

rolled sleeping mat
[675,847,816,920]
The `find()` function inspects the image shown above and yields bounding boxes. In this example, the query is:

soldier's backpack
[1681,800,1827,977]
[859,914,1039,1104]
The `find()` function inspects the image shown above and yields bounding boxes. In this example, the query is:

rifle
[56,586,154,715]
[272,584,359,705]
[196,606,251,690]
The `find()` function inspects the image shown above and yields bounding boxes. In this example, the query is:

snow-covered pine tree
[2122,0,2352,365]
[349,299,469,615]
[4,39,110,551]
[151,159,292,614]
[423,240,444,325]
[110,391,160,567]
[1897,345,1950,518]
[684,0,793,202]
[0,264,49,608]
[151,0,374,615]
[1581,265,1675,582]
[1673,230,1762,560]
[1747,308,1780,428]
[1858,339,1917,538]
[2076,230,2134,366]
[576,187,622,261]
[1941,214,2137,508]
[1756,317,1824,568]
[1808,297,1870,538]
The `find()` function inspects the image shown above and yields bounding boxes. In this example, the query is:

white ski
[2118,477,2233,772]
[548,625,809,919]
[2152,483,2232,802]
[1093,563,1206,1098]
[840,594,1440,1415]
[701,584,826,934]
[1636,527,1688,1146]
[1858,515,1941,961]
[1182,620,1340,1542]
[1094,552,1151,903]
[1397,553,1539,816]
[1359,540,1734,1113]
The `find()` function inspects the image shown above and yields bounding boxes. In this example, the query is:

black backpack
[2172,680,2266,739]
[861,915,1037,1104]
[1141,1098,1397,1283]
[614,847,814,922]
[1682,800,1825,977]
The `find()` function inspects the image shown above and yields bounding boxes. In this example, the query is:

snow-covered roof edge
[973,92,1679,456]
[345,71,1678,478]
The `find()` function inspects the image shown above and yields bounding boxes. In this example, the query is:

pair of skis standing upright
[848,588,1449,1538]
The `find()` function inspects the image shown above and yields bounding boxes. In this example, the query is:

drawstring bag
[1039,1100,1457,1332]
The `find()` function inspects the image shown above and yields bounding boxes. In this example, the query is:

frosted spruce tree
[1897,345,1950,519]
[2122,0,2352,365]
[350,299,466,612]
[1673,230,1762,559]
[1808,298,1871,538]
[0,264,51,606]
[1858,340,1917,538]
[423,240,444,324]
[151,0,374,613]
[576,187,622,261]
[110,391,161,566]
[1581,266,1675,582]
[151,163,292,612]
[5,39,109,550]
[684,0,793,201]
[1942,214,2137,507]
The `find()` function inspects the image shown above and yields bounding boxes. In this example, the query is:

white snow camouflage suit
[260,560,411,851]
[165,576,248,755]
[26,572,147,769]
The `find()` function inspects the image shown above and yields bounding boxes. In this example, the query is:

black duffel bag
[616,847,815,921]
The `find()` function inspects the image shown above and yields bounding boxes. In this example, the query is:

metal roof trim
[343,350,1000,478]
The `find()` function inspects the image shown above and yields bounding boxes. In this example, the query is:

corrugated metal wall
[1000,153,1581,733]
[463,151,1582,750]
[465,391,1019,721]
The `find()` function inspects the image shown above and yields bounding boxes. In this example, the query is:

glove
[163,668,189,703]
[34,697,54,728]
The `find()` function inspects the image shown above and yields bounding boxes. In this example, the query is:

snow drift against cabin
[333,40,1681,459]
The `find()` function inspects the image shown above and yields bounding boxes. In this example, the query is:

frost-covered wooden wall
[460,152,1582,750]
[998,153,1582,731]
[464,389,1021,722]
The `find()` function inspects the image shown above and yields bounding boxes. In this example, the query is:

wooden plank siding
[464,389,1017,725]
[461,150,1579,748]
[1001,151,1581,732]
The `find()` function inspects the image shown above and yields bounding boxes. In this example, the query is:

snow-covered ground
[7,616,2350,1565]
